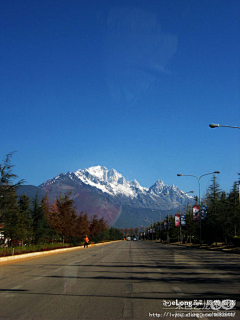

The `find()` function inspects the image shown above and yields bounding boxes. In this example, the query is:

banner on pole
[175,214,180,227]
[193,205,200,222]
[169,220,172,230]
[200,205,208,220]
[164,221,168,230]
[181,214,186,226]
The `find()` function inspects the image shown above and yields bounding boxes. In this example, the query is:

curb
[0,241,120,263]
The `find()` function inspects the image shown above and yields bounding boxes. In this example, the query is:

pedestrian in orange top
[84,235,89,248]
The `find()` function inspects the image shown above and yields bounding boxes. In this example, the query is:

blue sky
[1,0,239,198]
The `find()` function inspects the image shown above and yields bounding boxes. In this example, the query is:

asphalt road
[0,241,239,320]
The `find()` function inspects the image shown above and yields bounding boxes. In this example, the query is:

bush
[0,243,75,257]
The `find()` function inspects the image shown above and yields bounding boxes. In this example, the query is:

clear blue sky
[1,0,239,198]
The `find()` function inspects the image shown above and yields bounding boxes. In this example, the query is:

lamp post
[152,203,163,241]
[144,218,154,240]
[159,203,178,243]
[209,123,240,204]
[209,123,240,129]
[163,191,194,243]
[177,171,220,245]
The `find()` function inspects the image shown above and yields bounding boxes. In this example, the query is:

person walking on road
[84,235,89,248]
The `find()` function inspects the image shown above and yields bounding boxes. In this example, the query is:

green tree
[41,195,60,243]
[55,193,77,244]
[205,175,222,244]
[109,227,123,240]
[0,152,24,226]
[2,191,19,246]
[228,181,240,238]
[76,212,90,239]
[32,194,52,244]
[17,194,32,246]
[0,152,24,196]
[89,214,108,242]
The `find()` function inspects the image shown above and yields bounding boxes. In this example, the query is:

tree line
[0,153,123,247]
[143,175,240,245]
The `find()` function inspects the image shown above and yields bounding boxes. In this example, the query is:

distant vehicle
[126,237,131,241]
[133,237,138,241]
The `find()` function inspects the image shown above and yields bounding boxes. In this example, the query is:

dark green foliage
[32,194,52,244]
[75,213,90,239]
[53,193,78,244]
[0,152,24,196]
[204,175,222,244]
[0,153,25,246]
[1,191,19,246]
[108,227,123,240]
[89,214,108,242]
[16,194,32,246]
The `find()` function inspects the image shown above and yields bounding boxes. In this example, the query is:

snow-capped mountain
[40,165,193,210]
[74,166,148,199]
[18,165,195,228]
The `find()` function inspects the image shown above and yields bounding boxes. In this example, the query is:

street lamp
[209,123,239,203]
[159,203,178,243]
[209,123,240,129]
[152,204,163,241]
[144,218,154,240]
[164,191,194,243]
[177,171,220,245]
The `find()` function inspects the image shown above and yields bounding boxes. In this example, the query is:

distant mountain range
[17,166,194,228]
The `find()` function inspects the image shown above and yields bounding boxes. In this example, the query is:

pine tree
[228,181,240,238]
[55,193,77,244]
[76,213,90,239]
[2,191,19,246]
[89,214,100,239]
[32,194,51,244]
[205,175,222,244]
[17,194,32,246]
[0,152,24,233]
[41,195,59,243]
[0,152,24,196]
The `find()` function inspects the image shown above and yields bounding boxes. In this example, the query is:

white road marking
[172,286,185,295]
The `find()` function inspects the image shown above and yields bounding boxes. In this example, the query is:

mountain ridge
[18,166,194,228]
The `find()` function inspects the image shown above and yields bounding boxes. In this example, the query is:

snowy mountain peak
[149,179,165,194]
[84,166,124,185]
[156,179,165,186]
[85,165,108,180]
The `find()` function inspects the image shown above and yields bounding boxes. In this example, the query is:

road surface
[0,241,239,320]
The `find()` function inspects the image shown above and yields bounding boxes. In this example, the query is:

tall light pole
[144,218,154,240]
[160,203,178,243]
[177,171,220,245]
[210,123,240,203]
[152,203,163,241]
[209,123,240,129]
[164,191,194,243]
